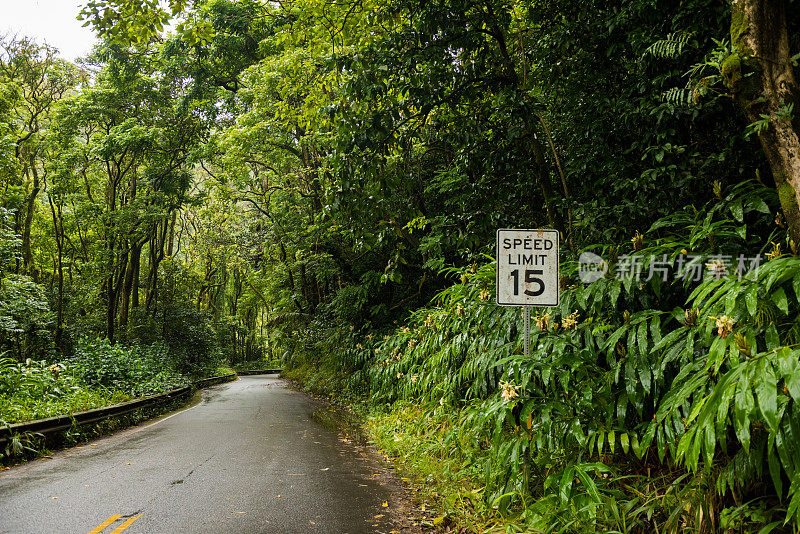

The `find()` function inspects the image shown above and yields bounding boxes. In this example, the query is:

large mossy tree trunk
[724,0,800,246]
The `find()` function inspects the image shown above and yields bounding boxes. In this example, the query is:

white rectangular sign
[496,228,559,306]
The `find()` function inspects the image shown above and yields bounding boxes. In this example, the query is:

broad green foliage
[0,356,128,427]
[69,337,188,397]
[330,184,799,529]
[0,336,191,438]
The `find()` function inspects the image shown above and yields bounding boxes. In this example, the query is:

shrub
[69,337,188,397]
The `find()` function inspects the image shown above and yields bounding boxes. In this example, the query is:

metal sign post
[524,305,531,358]
[496,228,560,357]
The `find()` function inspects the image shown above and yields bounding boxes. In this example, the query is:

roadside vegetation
[3,0,800,530]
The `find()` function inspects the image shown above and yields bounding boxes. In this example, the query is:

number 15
[510,269,545,296]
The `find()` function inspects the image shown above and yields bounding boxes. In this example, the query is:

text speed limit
[496,228,559,307]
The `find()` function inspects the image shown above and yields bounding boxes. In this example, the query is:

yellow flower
[561,312,579,330]
[766,242,782,261]
[631,231,644,251]
[534,312,551,331]
[499,380,520,402]
[709,315,735,338]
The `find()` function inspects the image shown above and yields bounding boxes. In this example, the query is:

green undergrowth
[287,182,800,532]
[213,364,237,377]
[1,337,234,459]
[368,402,527,533]
[1,348,236,464]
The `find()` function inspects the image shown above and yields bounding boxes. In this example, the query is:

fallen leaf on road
[382,501,389,507]
[276,494,282,498]
[320,467,329,471]
[374,514,384,519]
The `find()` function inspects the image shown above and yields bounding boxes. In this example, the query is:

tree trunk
[48,197,64,349]
[119,240,142,330]
[167,210,176,256]
[724,0,800,247]
[21,158,39,277]
[132,244,141,309]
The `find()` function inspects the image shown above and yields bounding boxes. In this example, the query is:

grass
[368,402,524,533]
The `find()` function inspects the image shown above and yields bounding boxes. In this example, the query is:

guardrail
[236,369,283,375]
[0,373,237,445]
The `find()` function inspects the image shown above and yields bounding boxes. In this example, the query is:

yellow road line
[109,515,141,534]
[88,515,122,534]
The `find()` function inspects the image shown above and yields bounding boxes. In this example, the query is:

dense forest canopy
[3,0,800,530]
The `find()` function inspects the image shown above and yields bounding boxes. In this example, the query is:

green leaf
[745,284,758,317]
[603,325,628,353]
[756,359,779,434]
[751,197,770,214]
[651,326,685,352]
[785,474,800,525]
[730,198,744,222]
[708,335,728,373]
[630,433,643,458]
[620,433,630,454]
[637,321,649,356]
[609,282,622,308]
[793,274,800,304]
[725,282,741,314]
[735,371,753,451]
[772,287,789,315]
[574,465,601,503]
[768,436,783,498]
[703,424,716,468]
[766,324,781,350]
[784,354,800,401]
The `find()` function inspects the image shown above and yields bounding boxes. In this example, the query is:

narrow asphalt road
[0,376,398,534]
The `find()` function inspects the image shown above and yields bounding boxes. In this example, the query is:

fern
[643,32,695,59]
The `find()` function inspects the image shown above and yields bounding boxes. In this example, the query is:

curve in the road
[0,376,395,534]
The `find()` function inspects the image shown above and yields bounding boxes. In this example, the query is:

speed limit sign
[496,228,559,307]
